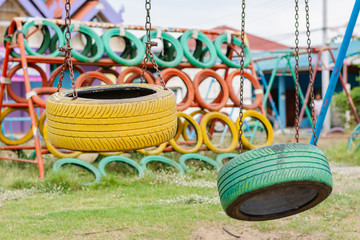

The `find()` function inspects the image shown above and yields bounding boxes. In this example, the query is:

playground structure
[0,16,271,179]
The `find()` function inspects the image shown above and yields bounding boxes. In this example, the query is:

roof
[0,0,123,22]
[252,40,360,72]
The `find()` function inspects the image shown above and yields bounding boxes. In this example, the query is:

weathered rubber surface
[0,108,38,145]
[98,156,145,178]
[46,84,177,152]
[53,158,102,185]
[140,155,184,174]
[179,153,220,172]
[215,153,238,166]
[217,143,333,221]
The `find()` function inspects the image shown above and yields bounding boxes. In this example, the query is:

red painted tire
[117,67,155,84]
[155,68,195,111]
[193,69,229,111]
[48,65,85,87]
[6,63,47,103]
[31,87,65,108]
[75,71,113,87]
[226,70,263,110]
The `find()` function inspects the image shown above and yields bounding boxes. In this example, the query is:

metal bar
[328,50,360,123]
[262,57,281,110]
[298,50,322,126]
[311,0,360,144]
[255,62,282,129]
[14,19,45,179]
[286,57,313,127]
[0,156,39,164]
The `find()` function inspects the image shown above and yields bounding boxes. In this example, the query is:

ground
[0,131,359,240]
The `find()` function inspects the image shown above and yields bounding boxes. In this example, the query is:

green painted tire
[215,153,238,166]
[178,153,220,172]
[214,34,251,68]
[103,28,145,65]
[98,156,145,178]
[6,24,50,58]
[49,30,93,57]
[23,19,63,57]
[53,158,102,185]
[67,24,104,62]
[140,155,184,175]
[142,31,183,67]
[180,30,217,68]
[217,143,333,221]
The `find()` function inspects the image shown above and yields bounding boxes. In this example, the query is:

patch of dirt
[191,223,325,240]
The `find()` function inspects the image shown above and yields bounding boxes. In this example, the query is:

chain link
[294,0,300,142]
[238,0,246,154]
[140,0,167,89]
[305,0,317,145]
[57,0,77,99]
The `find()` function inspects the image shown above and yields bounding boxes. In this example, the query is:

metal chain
[294,0,300,142]
[141,0,167,89]
[238,0,246,154]
[305,0,317,145]
[57,0,77,99]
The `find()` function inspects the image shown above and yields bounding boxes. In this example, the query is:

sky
[107,0,359,47]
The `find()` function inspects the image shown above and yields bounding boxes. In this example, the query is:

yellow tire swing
[217,0,332,221]
[45,0,177,152]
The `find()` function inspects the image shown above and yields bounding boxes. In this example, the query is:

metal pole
[311,0,360,144]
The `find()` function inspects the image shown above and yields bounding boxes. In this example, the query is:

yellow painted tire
[200,112,238,153]
[137,142,167,155]
[169,112,203,153]
[38,111,46,137]
[173,117,183,141]
[0,108,38,145]
[43,123,82,159]
[46,84,177,152]
[182,110,207,141]
[236,110,273,150]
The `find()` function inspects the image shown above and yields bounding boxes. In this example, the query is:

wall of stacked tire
[1,18,273,158]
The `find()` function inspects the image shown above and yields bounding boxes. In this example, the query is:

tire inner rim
[239,185,318,216]
[66,86,156,100]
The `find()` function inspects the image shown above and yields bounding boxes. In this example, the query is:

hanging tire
[45,84,177,152]
[217,143,333,221]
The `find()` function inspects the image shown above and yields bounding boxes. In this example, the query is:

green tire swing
[180,30,217,68]
[66,24,104,62]
[141,30,183,67]
[98,156,145,178]
[102,28,145,65]
[22,19,64,57]
[217,0,332,221]
[214,34,251,68]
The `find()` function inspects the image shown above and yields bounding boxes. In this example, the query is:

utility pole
[321,0,331,133]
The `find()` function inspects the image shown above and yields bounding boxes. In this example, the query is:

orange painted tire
[117,67,155,84]
[31,87,65,108]
[48,65,85,87]
[6,63,47,103]
[155,68,195,111]
[85,67,119,86]
[75,71,113,87]
[193,69,229,111]
[226,70,263,110]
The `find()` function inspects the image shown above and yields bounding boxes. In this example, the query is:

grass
[0,138,359,239]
